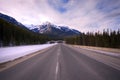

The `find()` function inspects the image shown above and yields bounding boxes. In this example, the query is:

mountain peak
[28,23,81,38]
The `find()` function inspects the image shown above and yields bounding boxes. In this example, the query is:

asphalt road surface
[0,43,120,80]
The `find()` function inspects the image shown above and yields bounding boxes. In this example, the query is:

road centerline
[55,47,61,80]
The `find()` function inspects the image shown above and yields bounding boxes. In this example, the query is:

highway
[0,43,120,80]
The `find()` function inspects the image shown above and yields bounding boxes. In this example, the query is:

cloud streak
[0,0,120,32]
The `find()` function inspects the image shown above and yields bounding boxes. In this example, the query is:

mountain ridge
[27,22,81,38]
[0,13,28,30]
[0,13,81,39]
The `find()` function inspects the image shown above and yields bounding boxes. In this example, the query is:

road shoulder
[0,46,53,72]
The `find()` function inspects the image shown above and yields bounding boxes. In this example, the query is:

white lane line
[55,55,59,80]
[55,49,60,80]
[56,61,59,74]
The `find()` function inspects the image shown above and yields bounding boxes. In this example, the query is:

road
[0,43,120,80]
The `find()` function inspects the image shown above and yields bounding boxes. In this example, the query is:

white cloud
[0,0,120,32]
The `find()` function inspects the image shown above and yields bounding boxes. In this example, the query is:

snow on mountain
[25,24,38,30]
[25,24,40,32]
[60,26,71,32]
[71,29,81,34]
[27,22,81,37]
[0,12,80,37]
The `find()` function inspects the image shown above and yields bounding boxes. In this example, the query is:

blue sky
[0,0,120,32]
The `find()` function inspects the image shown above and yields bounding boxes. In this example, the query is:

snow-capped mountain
[27,22,81,38]
[0,12,80,39]
[26,24,40,33]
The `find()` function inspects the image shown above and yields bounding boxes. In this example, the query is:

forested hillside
[65,29,120,48]
[0,18,49,46]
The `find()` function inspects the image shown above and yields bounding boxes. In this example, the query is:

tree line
[65,29,120,48]
[0,18,49,47]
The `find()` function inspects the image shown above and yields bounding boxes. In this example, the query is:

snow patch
[0,44,57,63]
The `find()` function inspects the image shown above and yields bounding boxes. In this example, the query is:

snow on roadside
[0,43,57,63]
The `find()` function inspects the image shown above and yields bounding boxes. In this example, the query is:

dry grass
[73,45,120,54]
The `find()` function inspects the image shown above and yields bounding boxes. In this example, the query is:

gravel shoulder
[72,45,120,54]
